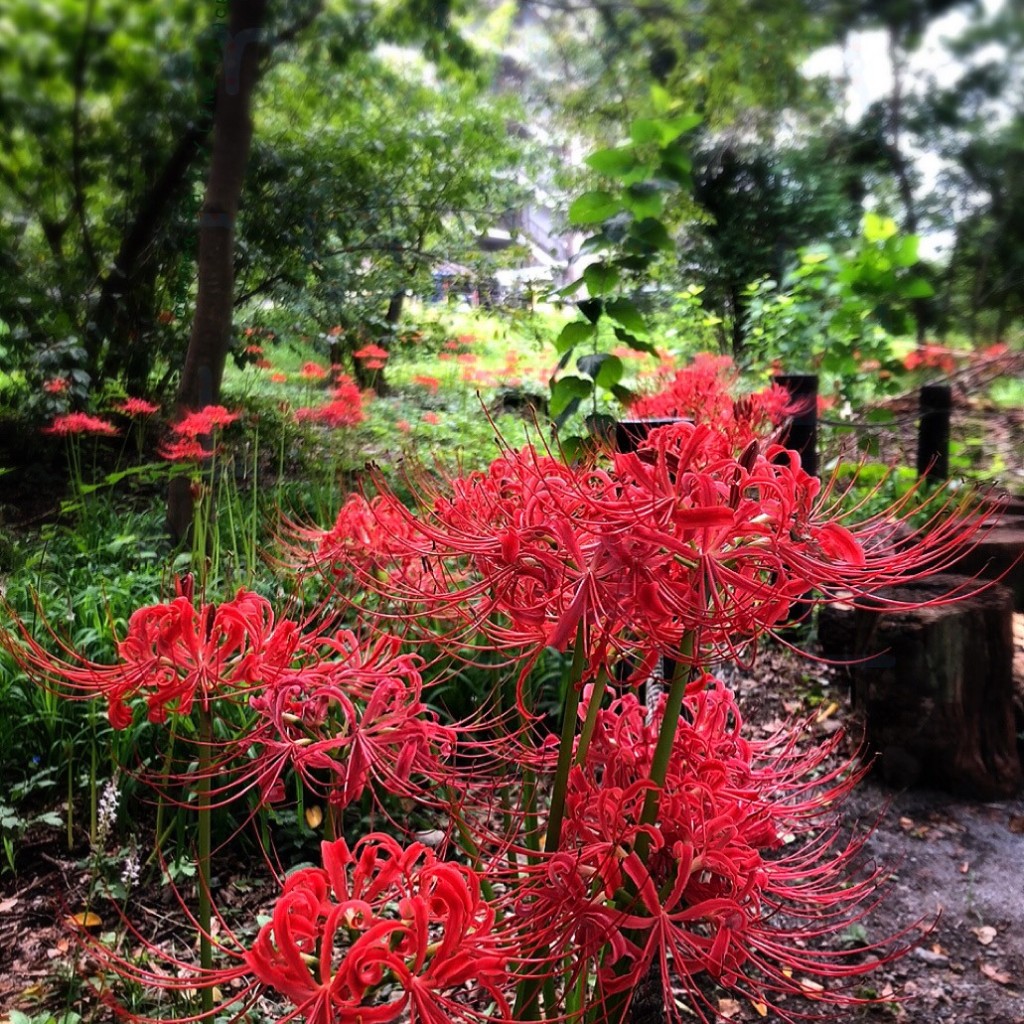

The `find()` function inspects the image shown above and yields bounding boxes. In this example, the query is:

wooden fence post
[772,374,818,476]
[917,383,952,481]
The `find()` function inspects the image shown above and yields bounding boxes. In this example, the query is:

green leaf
[583,262,620,296]
[550,375,594,417]
[629,119,661,145]
[605,298,648,335]
[576,352,624,388]
[660,111,702,143]
[623,182,664,219]
[862,212,898,243]
[893,234,920,266]
[555,320,596,354]
[568,190,622,225]
[901,277,934,298]
[613,327,659,356]
[578,298,604,324]
[585,146,637,178]
[628,217,673,252]
[610,383,635,405]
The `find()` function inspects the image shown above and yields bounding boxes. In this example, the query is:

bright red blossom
[43,412,119,437]
[116,397,160,417]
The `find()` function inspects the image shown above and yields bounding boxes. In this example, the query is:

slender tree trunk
[167,0,268,543]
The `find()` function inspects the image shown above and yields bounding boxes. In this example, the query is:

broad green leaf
[568,190,621,225]
[555,320,596,354]
[901,277,934,298]
[660,112,702,143]
[578,298,604,324]
[585,146,637,178]
[623,182,663,219]
[628,217,673,252]
[576,352,624,388]
[894,234,920,266]
[862,212,898,243]
[613,327,658,356]
[583,262,620,296]
[550,375,594,417]
[629,119,661,145]
[605,298,648,335]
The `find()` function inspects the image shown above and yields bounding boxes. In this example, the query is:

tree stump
[949,521,1024,610]
[851,575,1021,799]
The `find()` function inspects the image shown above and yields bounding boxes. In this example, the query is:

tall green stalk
[197,706,213,1017]
[635,636,694,865]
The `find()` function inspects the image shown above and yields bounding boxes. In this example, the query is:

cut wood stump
[949,519,1024,610]
[850,575,1021,799]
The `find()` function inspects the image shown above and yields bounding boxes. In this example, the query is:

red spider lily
[300,361,329,381]
[115,396,160,417]
[171,404,239,438]
[414,375,441,393]
[159,437,214,462]
[629,353,794,447]
[422,411,441,425]
[69,835,509,1024]
[902,344,958,373]
[43,377,70,394]
[271,371,289,383]
[241,629,456,810]
[279,492,428,584]
[7,586,276,728]
[353,343,389,361]
[42,412,119,436]
[513,682,922,1023]
[339,421,983,683]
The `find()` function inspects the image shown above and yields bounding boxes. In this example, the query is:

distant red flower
[43,377,70,395]
[270,372,288,383]
[353,343,389,361]
[397,419,412,433]
[629,353,793,447]
[116,397,160,417]
[422,411,441,425]
[159,438,213,462]
[172,405,239,438]
[295,380,365,429]
[157,309,175,324]
[328,325,344,337]
[43,412,118,437]
[244,344,264,356]
[299,361,328,381]
[413,375,440,394]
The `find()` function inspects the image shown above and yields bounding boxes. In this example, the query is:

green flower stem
[543,622,587,855]
[197,706,213,1017]
[515,625,588,1021]
[573,667,607,767]
[635,636,694,865]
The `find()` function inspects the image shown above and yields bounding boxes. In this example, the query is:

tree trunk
[167,0,268,543]
[851,576,1021,799]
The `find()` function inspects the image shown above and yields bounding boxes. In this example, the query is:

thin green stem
[574,668,608,767]
[635,637,695,865]
[197,707,213,1017]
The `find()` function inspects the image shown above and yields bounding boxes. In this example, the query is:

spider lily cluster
[4,413,984,1024]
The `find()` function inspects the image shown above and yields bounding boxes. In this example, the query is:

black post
[917,384,951,481]
[772,374,819,476]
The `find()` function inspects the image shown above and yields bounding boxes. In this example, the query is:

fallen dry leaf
[1008,814,1024,835]
[304,805,323,829]
[972,925,997,946]
[959,861,970,874]
[751,1001,768,1017]
[980,963,1012,985]
[67,911,101,928]
[717,998,742,1018]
